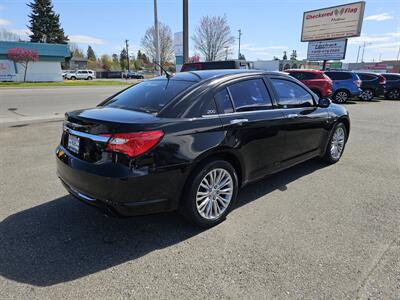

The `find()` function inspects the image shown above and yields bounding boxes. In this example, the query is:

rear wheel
[333,90,350,103]
[180,160,238,228]
[386,89,400,100]
[322,122,347,164]
[359,88,374,101]
[71,76,76,80]
[87,76,93,80]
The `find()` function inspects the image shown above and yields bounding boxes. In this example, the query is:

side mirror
[318,97,331,108]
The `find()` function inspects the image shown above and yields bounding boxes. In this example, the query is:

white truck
[65,70,96,80]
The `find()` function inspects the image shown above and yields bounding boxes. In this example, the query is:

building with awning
[0,41,70,82]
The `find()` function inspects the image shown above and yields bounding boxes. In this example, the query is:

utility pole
[125,39,130,72]
[361,42,372,63]
[397,44,400,61]
[183,0,189,64]
[154,0,161,75]
[356,45,362,63]
[238,29,242,60]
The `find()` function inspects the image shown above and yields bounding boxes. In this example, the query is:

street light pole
[356,45,362,63]
[154,0,161,75]
[125,39,130,72]
[238,29,242,60]
[183,0,189,64]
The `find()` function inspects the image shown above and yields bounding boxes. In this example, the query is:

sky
[0,0,399,62]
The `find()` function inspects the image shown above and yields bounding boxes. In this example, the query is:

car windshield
[102,79,195,113]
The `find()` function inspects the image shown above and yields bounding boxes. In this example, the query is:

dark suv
[324,71,362,103]
[356,72,386,101]
[382,73,400,100]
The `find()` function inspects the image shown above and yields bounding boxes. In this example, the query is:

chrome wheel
[196,168,233,220]
[335,91,349,103]
[360,89,373,101]
[330,127,345,160]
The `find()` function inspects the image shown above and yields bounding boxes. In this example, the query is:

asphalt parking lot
[0,92,399,298]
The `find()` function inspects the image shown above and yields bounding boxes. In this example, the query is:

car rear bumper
[56,145,188,217]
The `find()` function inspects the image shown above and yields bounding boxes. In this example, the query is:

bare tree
[141,22,173,67]
[192,15,235,61]
[0,29,23,41]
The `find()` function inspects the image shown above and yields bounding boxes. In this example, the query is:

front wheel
[333,90,350,103]
[359,89,374,101]
[322,123,347,164]
[180,160,238,228]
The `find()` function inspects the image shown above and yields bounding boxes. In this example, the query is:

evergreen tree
[120,48,128,70]
[28,0,68,44]
[282,51,287,60]
[290,50,297,61]
[87,46,96,60]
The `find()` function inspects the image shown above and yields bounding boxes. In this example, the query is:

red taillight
[354,79,361,87]
[378,76,386,84]
[101,130,164,157]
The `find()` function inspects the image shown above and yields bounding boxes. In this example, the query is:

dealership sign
[301,1,365,42]
[307,39,347,61]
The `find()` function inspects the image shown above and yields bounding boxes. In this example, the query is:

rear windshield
[102,79,195,113]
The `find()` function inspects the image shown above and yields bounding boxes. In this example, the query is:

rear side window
[102,79,195,113]
[383,74,400,81]
[270,78,314,108]
[358,74,377,81]
[214,88,234,114]
[227,79,272,111]
[325,72,352,80]
[289,72,316,80]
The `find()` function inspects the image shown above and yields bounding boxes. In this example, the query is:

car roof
[153,69,287,83]
[285,69,323,73]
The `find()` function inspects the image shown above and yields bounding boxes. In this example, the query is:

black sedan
[123,71,144,79]
[56,70,350,227]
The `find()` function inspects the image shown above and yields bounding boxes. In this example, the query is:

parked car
[123,71,144,79]
[285,69,332,99]
[57,70,350,227]
[62,70,72,79]
[381,73,400,100]
[181,60,251,72]
[324,71,362,103]
[355,72,386,101]
[65,70,96,80]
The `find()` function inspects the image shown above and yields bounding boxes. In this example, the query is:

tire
[180,160,239,228]
[322,122,347,164]
[87,76,93,80]
[71,76,76,80]
[359,88,374,101]
[333,90,350,103]
[386,89,400,100]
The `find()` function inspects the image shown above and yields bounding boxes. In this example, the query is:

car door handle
[287,114,298,118]
[230,118,248,125]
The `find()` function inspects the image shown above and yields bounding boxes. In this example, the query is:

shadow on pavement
[0,159,326,286]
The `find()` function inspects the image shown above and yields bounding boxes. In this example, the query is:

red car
[285,69,332,98]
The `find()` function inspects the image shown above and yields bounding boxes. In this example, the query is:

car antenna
[154,62,172,79]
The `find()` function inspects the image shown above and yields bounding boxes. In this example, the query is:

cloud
[0,18,11,26]
[364,13,393,21]
[69,35,105,45]
[7,28,31,39]
[348,32,399,45]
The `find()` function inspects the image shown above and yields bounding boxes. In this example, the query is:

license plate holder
[68,134,80,154]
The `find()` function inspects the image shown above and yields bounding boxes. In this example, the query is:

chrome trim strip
[64,125,109,143]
